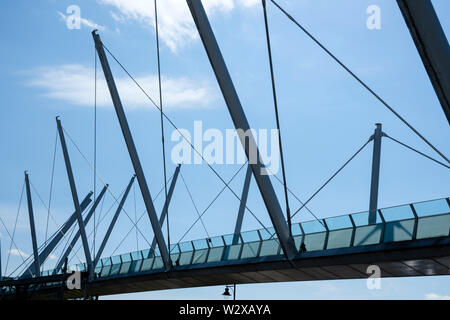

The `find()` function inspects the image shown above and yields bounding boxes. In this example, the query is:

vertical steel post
[55,185,108,271]
[397,0,450,123]
[56,117,93,278]
[24,172,40,276]
[23,193,92,276]
[94,176,135,267]
[369,124,383,225]
[186,0,297,260]
[92,31,170,269]
[150,165,181,254]
[233,165,252,245]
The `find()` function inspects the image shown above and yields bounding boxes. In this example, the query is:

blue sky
[0,0,449,299]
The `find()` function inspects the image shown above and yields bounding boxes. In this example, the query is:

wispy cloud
[57,11,106,31]
[9,249,30,258]
[24,64,217,110]
[98,0,258,52]
[425,293,450,300]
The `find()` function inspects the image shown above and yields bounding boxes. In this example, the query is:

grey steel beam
[94,176,135,267]
[92,30,170,269]
[24,172,40,276]
[55,185,108,271]
[186,0,297,260]
[233,165,252,245]
[23,193,92,276]
[150,164,181,254]
[397,0,450,123]
[369,124,383,225]
[56,117,93,278]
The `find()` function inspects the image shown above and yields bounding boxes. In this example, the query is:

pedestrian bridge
[2,197,449,299]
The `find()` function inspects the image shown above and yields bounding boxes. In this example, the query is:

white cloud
[9,249,30,258]
[425,293,450,300]
[25,64,217,110]
[58,12,106,31]
[98,0,258,52]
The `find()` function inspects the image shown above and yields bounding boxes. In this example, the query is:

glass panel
[109,263,121,276]
[303,232,326,251]
[291,223,302,236]
[153,248,161,257]
[293,235,303,250]
[325,215,352,230]
[417,215,450,239]
[241,231,260,243]
[327,229,352,249]
[121,253,132,263]
[223,234,240,245]
[301,220,326,234]
[413,199,450,217]
[170,245,180,254]
[131,251,143,261]
[381,205,414,222]
[111,256,121,265]
[192,249,208,264]
[141,249,151,259]
[259,227,276,240]
[129,260,142,273]
[209,236,225,248]
[354,225,382,246]
[207,247,224,263]
[170,253,180,264]
[259,239,279,256]
[152,257,164,270]
[240,242,260,259]
[179,242,194,252]
[193,239,208,250]
[140,258,154,272]
[179,252,193,265]
[384,220,415,242]
[101,257,111,266]
[119,262,131,274]
[223,244,241,260]
[352,211,383,226]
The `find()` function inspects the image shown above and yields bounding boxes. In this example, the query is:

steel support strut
[55,185,108,271]
[56,117,94,278]
[186,0,297,259]
[233,165,252,245]
[369,124,383,224]
[150,164,181,254]
[397,0,450,124]
[94,176,135,267]
[23,193,92,276]
[24,172,40,276]
[92,30,170,269]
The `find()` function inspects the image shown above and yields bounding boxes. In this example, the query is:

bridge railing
[39,197,449,279]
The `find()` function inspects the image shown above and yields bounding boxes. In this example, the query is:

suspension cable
[384,134,450,169]
[262,0,293,236]
[154,0,171,261]
[4,180,25,276]
[99,43,269,230]
[291,137,372,219]
[93,44,98,257]
[42,129,58,272]
[109,176,170,256]
[61,126,152,244]
[269,0,449,165]
[179,171,210,239]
